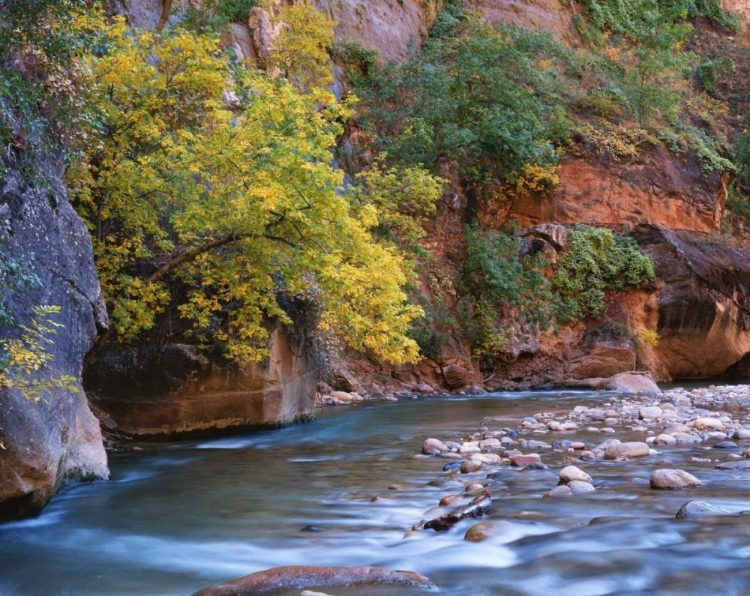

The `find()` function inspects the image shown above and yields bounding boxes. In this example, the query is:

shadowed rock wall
[85,325,317,437]
[0,161,109,522]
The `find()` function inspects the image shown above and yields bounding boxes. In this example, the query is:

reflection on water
[2,391,750,595]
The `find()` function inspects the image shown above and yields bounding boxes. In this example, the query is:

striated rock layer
[0,161,109,522]
[85,324,316,437]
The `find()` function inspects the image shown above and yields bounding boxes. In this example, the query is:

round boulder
[422,438,448,455]
[605,442,651,460]
[559,465,592,484]
[650,469,702,490]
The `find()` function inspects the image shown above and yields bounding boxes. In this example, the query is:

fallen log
[191,565,436,596]
[414,491,492,532]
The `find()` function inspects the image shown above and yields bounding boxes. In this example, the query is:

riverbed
[2,390,750,596]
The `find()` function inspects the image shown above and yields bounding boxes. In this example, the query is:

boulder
[442,364,471,389]
[650,469,702,490]
[559,465,592,484]
[0,161,109,522]
[522,223,568,251]
[568,342,637,380]
[191,566,435,596]
[511,454,542,467]
[675,501,730,519]
[605,442,651,460]
[606,373,661,394]
[422,438,448,455]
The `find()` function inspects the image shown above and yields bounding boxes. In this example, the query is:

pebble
[650,469,702,489]
[559,465,592,484]
[301,591,334,596]
[654,434,676,446]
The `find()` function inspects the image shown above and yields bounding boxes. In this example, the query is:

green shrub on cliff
[0,253,77,402]
[553,227,655,321]
[460,227,556,357]
[355,17,561,190]
[0,0,105,170]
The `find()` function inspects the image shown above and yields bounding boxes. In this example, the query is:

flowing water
[2,391,750,596]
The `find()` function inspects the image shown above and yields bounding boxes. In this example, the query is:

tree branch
[148,233,237,283]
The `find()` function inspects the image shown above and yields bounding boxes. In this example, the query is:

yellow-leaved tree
[68,15,442,365]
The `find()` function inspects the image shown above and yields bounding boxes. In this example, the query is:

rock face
[633,224,750,379]
[0,161,109,522]
[510,151,727,234]
[85,324,317,437]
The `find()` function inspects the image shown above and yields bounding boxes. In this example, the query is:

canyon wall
[0,161,109,522]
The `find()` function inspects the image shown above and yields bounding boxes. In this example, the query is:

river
[2,391,750,595]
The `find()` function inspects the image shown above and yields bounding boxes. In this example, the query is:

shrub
[553,226,655,321]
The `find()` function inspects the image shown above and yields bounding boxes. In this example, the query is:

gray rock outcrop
[0,160,109,522]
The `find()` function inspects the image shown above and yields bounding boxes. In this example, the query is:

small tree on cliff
[68,18,442,365]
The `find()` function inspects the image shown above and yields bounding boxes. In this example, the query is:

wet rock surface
[191,565,436,596]
[407,384,750,548]
[0,161,109,522]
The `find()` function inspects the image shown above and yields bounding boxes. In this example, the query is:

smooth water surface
[2,391,750,596]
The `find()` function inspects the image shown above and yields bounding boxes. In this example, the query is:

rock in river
[650,469,702,490]
[422,438,448,455]
[675,501,730,519]
[191,566,436,596]
[605,442,651,460]
[559,466,592,484]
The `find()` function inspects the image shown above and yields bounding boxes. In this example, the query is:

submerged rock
[191,566,436,596]
[676,501,730,519]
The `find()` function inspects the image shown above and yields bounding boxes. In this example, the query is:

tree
[69,20,440,365]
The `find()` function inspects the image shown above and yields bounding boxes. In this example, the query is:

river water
[2,391,750,596]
